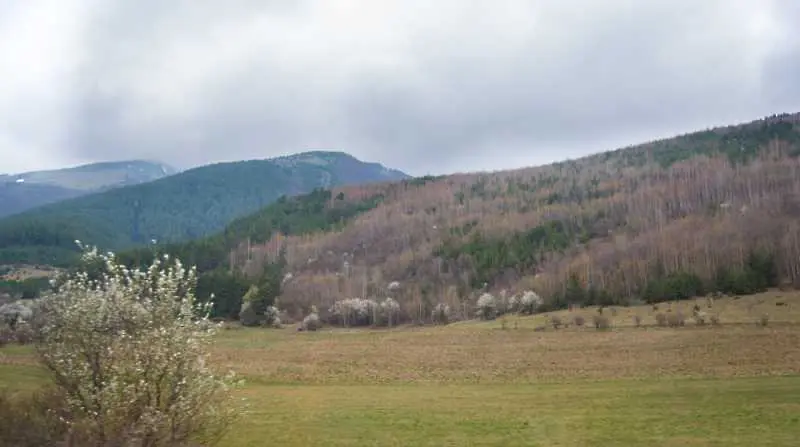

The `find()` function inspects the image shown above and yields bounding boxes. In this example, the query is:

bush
[592,314,610,330]
[379,298,400,327]
[643,271,705,303]
[573,315,585,327]
[431,303,450,325]
[0,387,70,446]
[693,310,708,326]
[758,313,769,326]
[329,298,378,327]
[32,245,241,446]
[0,301,32,323]
[518,290,542,315]
[655,313,668,327]
[239,301,260,326]
[550,315,563,329]
[476,293,497,320]
[632,315,642,327]
[667,311,685,327]
[302,310,321,331]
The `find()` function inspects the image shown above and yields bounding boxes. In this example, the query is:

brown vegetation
[218,114,800,321]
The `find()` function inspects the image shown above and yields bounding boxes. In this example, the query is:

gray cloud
[1,0,799,176]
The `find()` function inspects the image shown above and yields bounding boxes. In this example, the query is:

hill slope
[0,160,177,218]
[136,112,800,322]
[0,151,409,266]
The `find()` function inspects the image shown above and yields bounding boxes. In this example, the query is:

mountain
[0,160,177,218]
[108,112,800,323]
[0,151,409,266]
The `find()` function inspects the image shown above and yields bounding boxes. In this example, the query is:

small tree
[35,245,241,446]
[431,303,450,325]
[476,293,497,320]
[518,290,542,315]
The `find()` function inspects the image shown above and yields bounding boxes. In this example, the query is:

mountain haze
[0,160,177,218]
[0,151,409,265]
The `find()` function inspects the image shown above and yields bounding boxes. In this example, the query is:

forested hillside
[0,151,408,266]
[0,160,176,218]
[165,112,800,324]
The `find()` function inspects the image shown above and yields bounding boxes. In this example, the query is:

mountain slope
[0,160,177,218]
[0,151,409,266]
[146,112,800,322]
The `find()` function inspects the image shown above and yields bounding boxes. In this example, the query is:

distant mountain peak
[0,159,178,219]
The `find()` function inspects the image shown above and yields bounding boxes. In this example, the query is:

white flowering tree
[518,290,543,315]
[380,298,400,327]
[476,293,497,320]
[35,244,241,446]
[431,303,450,325]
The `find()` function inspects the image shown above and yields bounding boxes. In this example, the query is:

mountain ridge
[0,151,409,266]
[0,160,178,218]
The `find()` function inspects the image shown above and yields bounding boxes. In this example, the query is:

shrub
[667,311,685,327]
[239,301,260,326]
[329,298,379,327]
[263,305,282,328]
[550,315,563,329]
[573,315,585,327]
[13,322,34,345]
[592,314,610,330]
[431,303,450,325]
[632,315,642,327]
[0,387,70,446]
[693,310,708,326]
[643,271,705,303]
[758,313,769,326]
[655,313,668,327]
[518,290,543,315]
[0,300,36,332]
[302,309,321,331]
[33,245,241,446]
[476,293,497,320]
[710,314,720,326]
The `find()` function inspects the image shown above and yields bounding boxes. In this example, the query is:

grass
[1,291,799,445]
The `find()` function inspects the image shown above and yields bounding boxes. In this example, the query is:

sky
[1,0,799,177]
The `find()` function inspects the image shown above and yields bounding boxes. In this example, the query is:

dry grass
[205,291,800,385]
[1,290,799,446]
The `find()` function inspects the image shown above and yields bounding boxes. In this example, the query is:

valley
[1,292,798,445]
[1,113,800,446]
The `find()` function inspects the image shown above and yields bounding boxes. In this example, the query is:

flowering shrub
[431,303,450,325]
[301,309,321,331]
[476,293,497,320]
[327,297,401,327]
[328,298,378,326]
[0,300,33,330]
[263,305,282,327]
[34,244,241,446]
[518,290,543,315]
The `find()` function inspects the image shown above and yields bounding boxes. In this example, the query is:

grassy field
[1,292,799,445]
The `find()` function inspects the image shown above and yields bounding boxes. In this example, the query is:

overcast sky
[1,0,799,176]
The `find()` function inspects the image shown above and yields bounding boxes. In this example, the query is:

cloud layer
[1,0,799,175]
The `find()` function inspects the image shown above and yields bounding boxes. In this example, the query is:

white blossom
[35,244,242,444]
[476,293,497,320]
[519,290,543,314]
